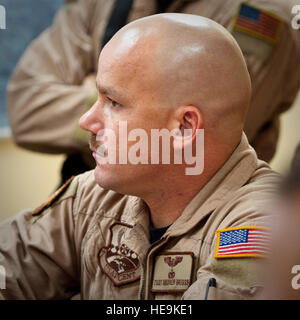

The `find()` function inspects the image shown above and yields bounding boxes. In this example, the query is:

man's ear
[172,106,203,150]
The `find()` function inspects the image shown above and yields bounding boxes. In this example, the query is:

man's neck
[141,137,242,228]
[142,165,220,228]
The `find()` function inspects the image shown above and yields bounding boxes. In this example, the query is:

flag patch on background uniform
[215,226,269,258]
[233,3,282,45]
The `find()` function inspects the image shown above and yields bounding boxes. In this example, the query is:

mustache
[89,133,99,151]
[89,132,108,157]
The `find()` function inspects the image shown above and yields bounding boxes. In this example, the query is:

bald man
[7,0,300,185]
[0,14,279,300]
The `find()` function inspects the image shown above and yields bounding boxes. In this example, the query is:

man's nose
[79,102,103,135]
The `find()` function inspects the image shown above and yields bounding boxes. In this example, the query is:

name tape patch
[151,252,194,293]
[215,226,270,258]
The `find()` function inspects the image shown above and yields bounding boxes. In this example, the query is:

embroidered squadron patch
[215,226,270,258]
[151,252,194,293]
[98,222,141,286]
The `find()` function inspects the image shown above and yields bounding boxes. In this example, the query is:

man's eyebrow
[96,82,122,100]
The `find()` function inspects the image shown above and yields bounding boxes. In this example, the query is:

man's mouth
[92,144,108,159]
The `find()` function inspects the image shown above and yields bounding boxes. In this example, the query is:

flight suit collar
[164,132,258,238]
[126,197,150,247]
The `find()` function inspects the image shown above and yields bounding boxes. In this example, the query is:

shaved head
[100,13,252,145]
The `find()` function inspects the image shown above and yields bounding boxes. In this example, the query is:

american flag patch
[215,226,269,258]
[233,3,282,45]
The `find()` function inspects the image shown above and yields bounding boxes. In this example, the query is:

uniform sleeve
[0,178,81,300]
[183,211,270,300]
[7,0,97,154]
[183,242,266,300]
[243,16,300,161]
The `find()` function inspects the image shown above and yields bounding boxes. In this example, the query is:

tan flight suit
[6,0,300,163]
[0,134,279,299]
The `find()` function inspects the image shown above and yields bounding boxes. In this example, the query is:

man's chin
[93,165,110,190]
[93,164,139,196]
[93,165,123,193]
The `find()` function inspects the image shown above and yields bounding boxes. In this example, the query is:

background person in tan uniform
[260,144,300,299]
[6,0,300,184]
[0,14,279,300]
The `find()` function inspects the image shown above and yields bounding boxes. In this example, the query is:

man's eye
[108,98,121,108]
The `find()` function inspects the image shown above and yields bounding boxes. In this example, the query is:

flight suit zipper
[139,236,169,300]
